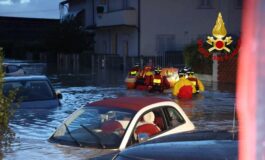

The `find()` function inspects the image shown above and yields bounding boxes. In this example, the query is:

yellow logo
[207,12,233,52]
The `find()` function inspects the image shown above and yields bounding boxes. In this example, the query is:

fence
[91,51,185,71]
[54,51,185,74]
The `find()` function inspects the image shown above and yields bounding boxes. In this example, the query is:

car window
[51,107,136,148]
[164,107,185,128]
[127,106,186,147]
[3,80,55,101]
[6,65,20,73]
[129,108,165,146]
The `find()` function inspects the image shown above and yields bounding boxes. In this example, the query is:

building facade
[60,0,242,57]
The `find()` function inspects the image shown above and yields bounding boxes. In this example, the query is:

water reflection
[2,69,236,159]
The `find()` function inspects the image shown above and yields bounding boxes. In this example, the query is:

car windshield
[5,65,20,73]
[3,80,55,102]
[50,106,136,148]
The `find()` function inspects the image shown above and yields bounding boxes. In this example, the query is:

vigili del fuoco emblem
[197,12,240,61]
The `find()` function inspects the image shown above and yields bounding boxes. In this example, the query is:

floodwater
[2,69,236,160]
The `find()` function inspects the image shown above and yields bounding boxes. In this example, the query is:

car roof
[118,130,238,160]
[88,96,172,111]
[119,139,238,160]
[4,75,48,82]
[143,130,238,144]
[3,62,21,65]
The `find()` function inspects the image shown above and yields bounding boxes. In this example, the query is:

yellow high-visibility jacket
[187,76,205,93]
[197,79,205,92]
[145,71,153,76]
[172,77,196,96]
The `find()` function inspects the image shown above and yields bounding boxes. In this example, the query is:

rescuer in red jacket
[135,65,153,90]
[149,66,170,93]
[129,64,141,76]
[125,64,142,89]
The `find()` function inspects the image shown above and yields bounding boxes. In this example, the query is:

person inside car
[135,111,161,138]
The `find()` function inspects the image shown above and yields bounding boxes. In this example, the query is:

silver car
[3,75,62,109]
[3,63,25,76]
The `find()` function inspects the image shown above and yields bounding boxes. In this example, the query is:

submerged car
[49,96,195,158]
[3,75,62,109]
[3,63,25,76]
[113,130,238,160]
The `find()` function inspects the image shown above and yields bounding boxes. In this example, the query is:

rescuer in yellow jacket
[187,69,205,93]
[172,70,196,99]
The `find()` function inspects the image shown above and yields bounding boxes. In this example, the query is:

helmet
[134,63,140,68]
[183,66,191,73]
[154,66,161,74]
[178,69,185,77]
[186,67,194,76]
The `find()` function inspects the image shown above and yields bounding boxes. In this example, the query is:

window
[164,107,185,128]
[5,65,20,73]
[51,107,136,148]
[98,0,107,13]
[3,80,54,102]
[127,108,166,146]
[198,0,213,9]
[156,35,176,55]
[126,106,187,147]
[108,0,124,11]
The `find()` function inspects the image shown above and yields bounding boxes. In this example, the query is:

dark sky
[0,0,62,19]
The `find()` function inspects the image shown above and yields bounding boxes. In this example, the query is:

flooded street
[2,69,236,160]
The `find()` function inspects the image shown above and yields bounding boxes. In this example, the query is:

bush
[0,47,17,134]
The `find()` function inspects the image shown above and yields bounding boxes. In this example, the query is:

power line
[0,9,58,14]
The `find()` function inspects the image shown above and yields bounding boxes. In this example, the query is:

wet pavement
[2,69,236,160]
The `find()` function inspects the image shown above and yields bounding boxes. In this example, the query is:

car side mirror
[56,91,63,99]
[138,133,149,143]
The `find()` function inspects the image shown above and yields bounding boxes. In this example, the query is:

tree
[46,16,93,54]
[0,47,17,143]
[183,43,213,74]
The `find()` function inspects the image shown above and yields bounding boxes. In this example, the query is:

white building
[59,0,242,57]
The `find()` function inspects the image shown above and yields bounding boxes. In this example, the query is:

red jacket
[178,86,193,99]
